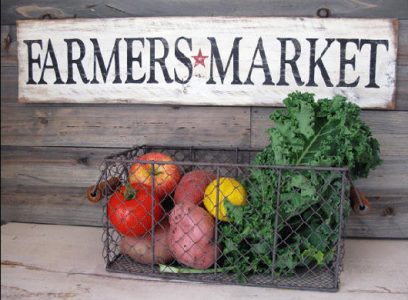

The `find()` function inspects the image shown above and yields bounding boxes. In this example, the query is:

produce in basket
[173,170,216,205]
[168,202,219,269]
[120,221,173,264]
[108,183,163,237]
[203,177,247,221]
[220,92,382,281]
[129,152,181,198]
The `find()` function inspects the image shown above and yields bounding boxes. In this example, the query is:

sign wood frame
[17,17,399,108]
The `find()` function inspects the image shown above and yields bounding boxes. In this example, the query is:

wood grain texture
[0,66,17,102]
[0,146,120,226]
[399,19,408,67]
[0,146,111,187]
[354,156,408,197]
[3,21,407,108]
[6,17,406,63]
[2,223,408,298]
[1,0,408,240]
[1,146,407,238]
[1,103,251,147]
[16,17,398,108]
[4,145,406,193]
[1,186,103,226]
[2,0,408,24]
[2,16,408,66]
[2,185,406,238]
[347,196,408,238]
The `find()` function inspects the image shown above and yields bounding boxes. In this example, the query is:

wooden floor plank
[1,223,407,299]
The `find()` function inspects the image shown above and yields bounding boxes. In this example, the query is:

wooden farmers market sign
[17,17,398,108]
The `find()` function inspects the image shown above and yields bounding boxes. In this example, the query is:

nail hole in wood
[317,8,330,18]
[77,157,89,165]
[3,34,12,51]
[382,207,394,216]
[38,117,48,125]
[41,13,54,19]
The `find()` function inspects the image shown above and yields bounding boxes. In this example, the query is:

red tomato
[108,184,163,237]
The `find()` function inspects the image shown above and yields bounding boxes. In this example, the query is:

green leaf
[219,92,381,281]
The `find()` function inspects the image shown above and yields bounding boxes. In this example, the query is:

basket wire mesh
[98,145,349,292]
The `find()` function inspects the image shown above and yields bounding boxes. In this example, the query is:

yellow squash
[203,177,247,221]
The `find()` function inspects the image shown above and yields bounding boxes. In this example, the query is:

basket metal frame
[97,145,348,292]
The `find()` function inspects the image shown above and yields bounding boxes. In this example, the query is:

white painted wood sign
[17,17,398,108]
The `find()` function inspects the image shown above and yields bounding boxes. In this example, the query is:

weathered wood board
[1,223,408,300]
[1,145,407,238]
[2,184,406,238]
[2,223,408,299]
[3,0,408,24]
[2,0,408,241]
[0,103,251,147]
[17,17,398,108]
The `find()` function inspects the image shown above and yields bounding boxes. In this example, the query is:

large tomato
[107,183,163,237]
[128,152,181,198]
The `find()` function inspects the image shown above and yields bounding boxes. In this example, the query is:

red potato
[169,202,214,243]
[120,223,173,265]
[168,225,220,269]
[173,170,216,205]
[168,202,219,269]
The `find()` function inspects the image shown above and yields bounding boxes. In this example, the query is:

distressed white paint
[17,17,398,108]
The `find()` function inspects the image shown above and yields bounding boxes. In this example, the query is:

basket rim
[102,144,349,172]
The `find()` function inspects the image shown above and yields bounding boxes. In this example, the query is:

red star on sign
[192,49,208,67]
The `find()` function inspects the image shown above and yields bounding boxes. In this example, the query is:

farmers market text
[23,37,389,88]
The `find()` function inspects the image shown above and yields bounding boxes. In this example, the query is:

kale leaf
[220,92,381,280]
[257,92,381,178]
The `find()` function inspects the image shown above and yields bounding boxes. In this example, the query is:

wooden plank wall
[1,0,407,238]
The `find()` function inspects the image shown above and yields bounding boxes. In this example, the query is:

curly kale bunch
[257,92,381,178]
[220,92,382,281]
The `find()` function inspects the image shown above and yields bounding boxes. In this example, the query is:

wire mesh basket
[96,145,350,292]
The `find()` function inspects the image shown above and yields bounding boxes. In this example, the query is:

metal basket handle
[348,176,371,215]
